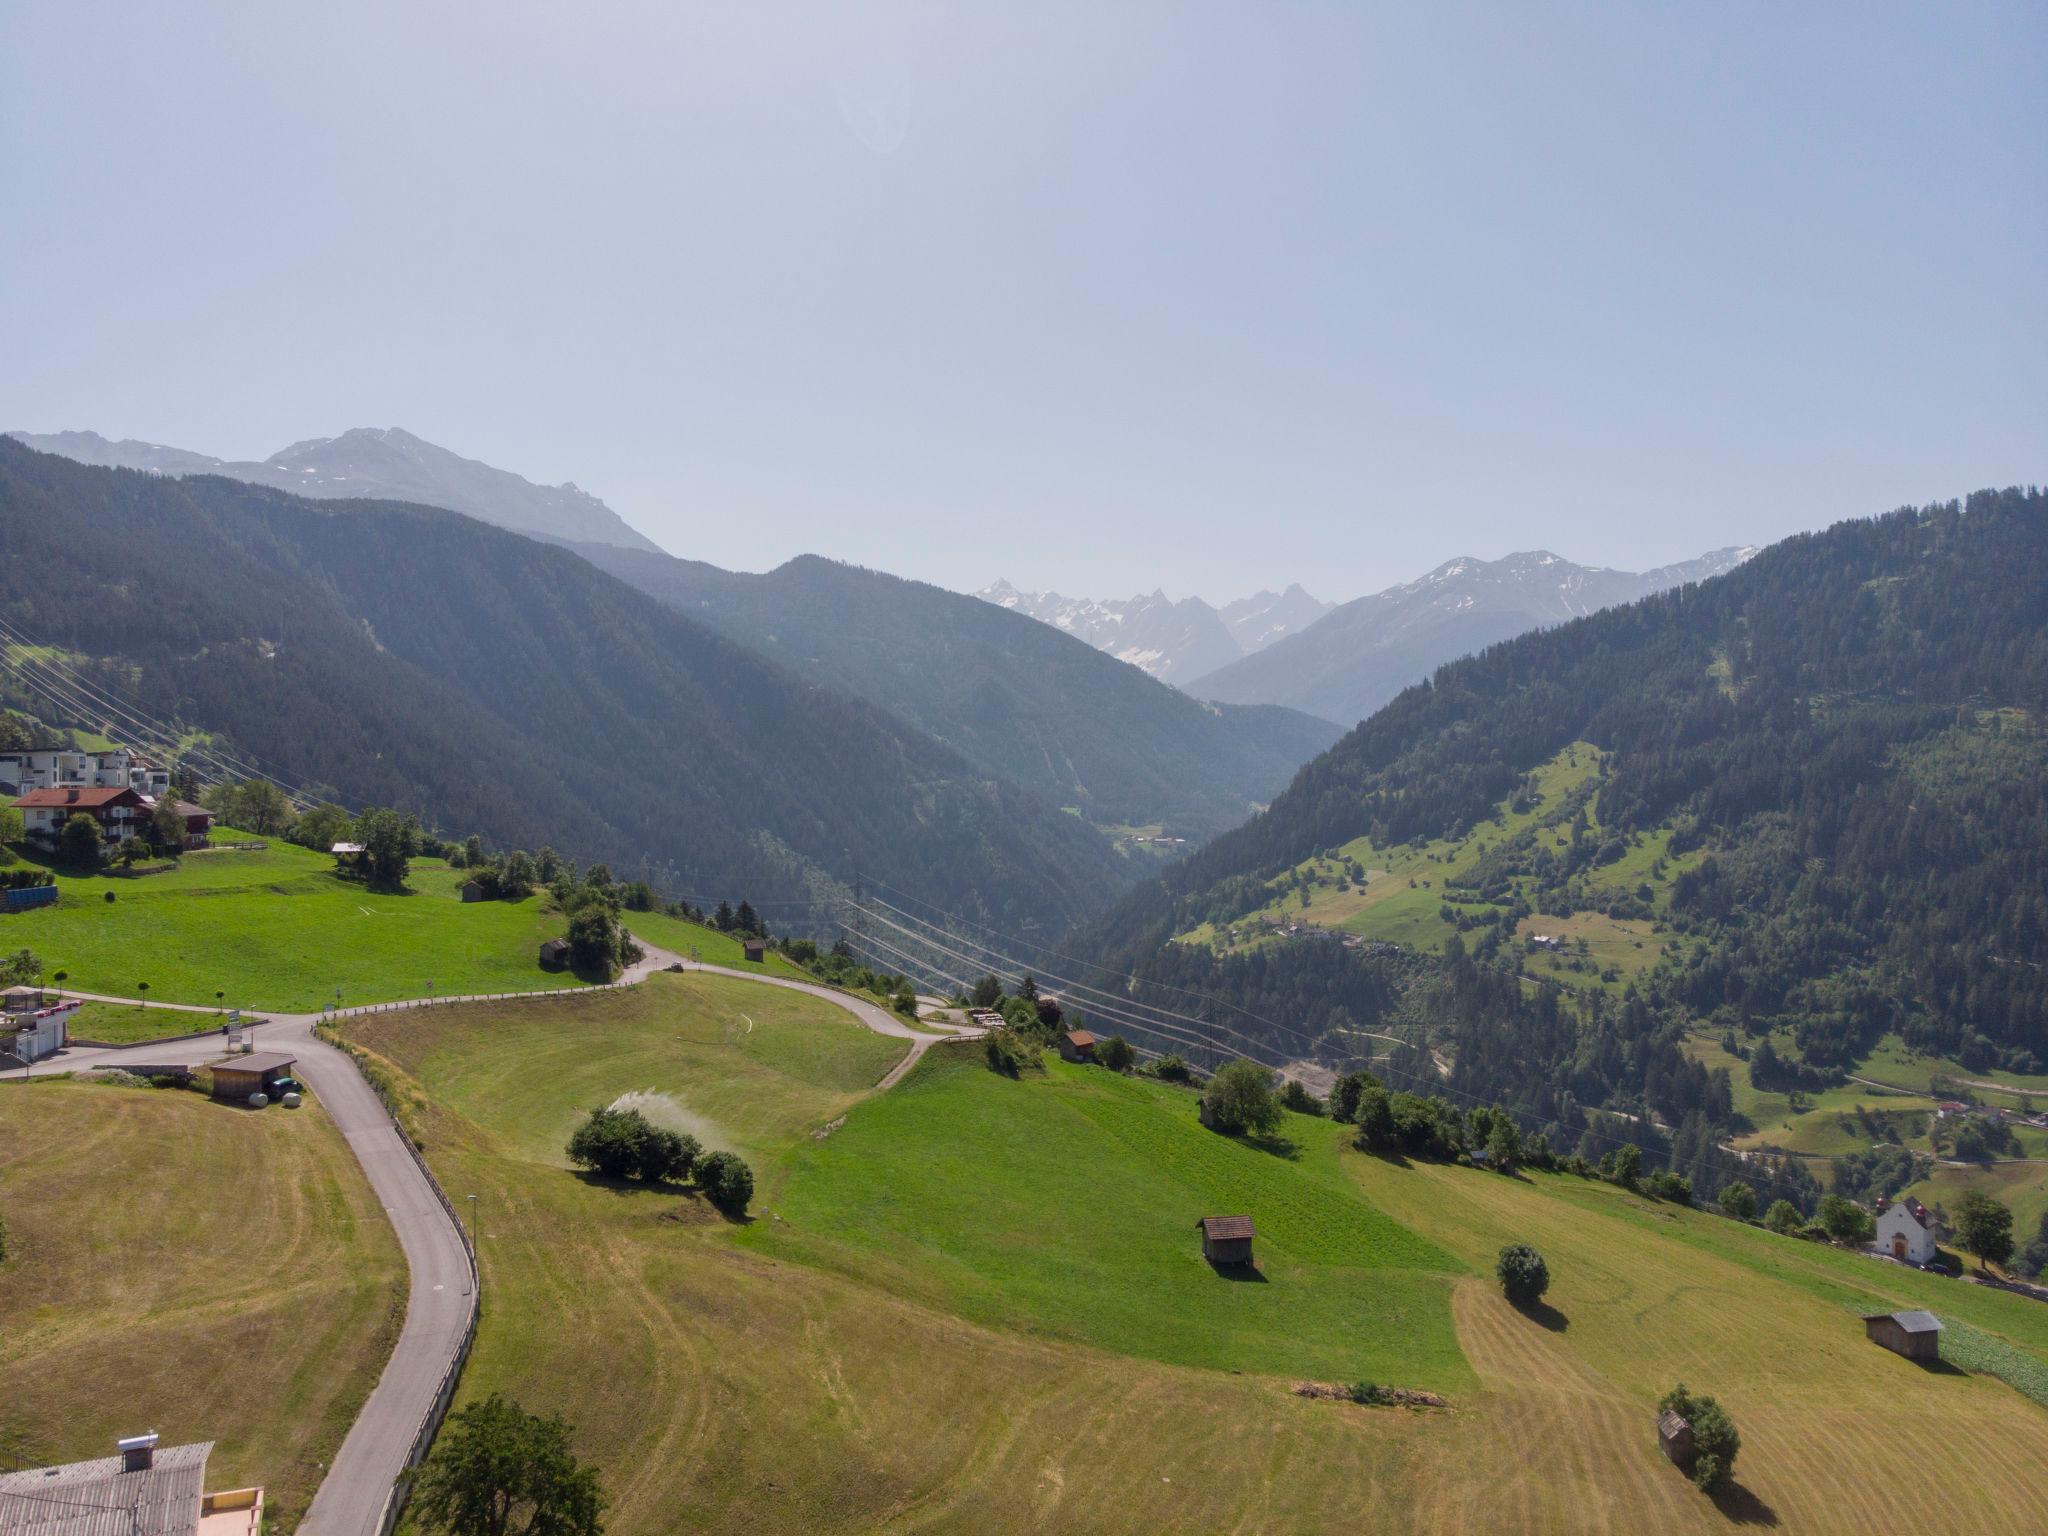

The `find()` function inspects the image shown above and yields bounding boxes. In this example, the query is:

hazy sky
[3,4,2041,602]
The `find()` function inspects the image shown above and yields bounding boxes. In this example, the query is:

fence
[1,886,58,912]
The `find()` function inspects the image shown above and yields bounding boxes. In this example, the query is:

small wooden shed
[460,880,485,903]
[1863,1309,1943,1361]
[211,1051,297,1102]
[1198,1214,1256,1267]
[539,937,571,970]
[742,938,768,963]
[1657,1410,1695,1468]
[1058,1029,1098,1063]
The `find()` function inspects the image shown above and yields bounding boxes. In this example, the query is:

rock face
[1187,547,1757,725]
[975,580,1332,686]
[7,426,662,553]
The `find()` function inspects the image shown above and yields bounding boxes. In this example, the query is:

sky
[2,3,2042,603]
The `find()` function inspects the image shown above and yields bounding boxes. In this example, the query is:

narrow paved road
[12,941,974,1531]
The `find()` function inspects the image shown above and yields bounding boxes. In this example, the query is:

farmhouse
[1057,1028,1098,1063]
[1657,1410,1694,1468]
[1873,1194,1937,1265]
[1863,1309,1943,1362]
[210,1051,297,1103]
[539,937,572,970]
[0,1435,263,1536]
[1197,1214,1256,1266]
[12,784,150,844]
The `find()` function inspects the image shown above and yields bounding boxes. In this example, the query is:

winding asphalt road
[12,940,973,1534]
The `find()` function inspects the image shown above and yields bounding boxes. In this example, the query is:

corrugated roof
[1864,1309,1943,1333]
[0,1441,211,1536]
[1199,1215,1256,1240]
[211,1052,295,1075]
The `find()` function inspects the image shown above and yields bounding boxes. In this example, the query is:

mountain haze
[574,546,1342,839]
[0,439,1123,933]
[1190,547,1756,725]
[976,581,1332,687]
[8,426,662,553]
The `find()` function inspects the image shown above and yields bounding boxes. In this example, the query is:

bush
[1817,1193,1876,1245]
[1658,1383,1739,1489]
[1152,1053,1192,1083]
[1646,1171,1693,1205]
[1328,1069,1381,1123]
[1496,1243,1550,1307]
[1278,1078,1324,1116]
[566,1107,649,1180]
[699,1150,753,1214]
[1096,1035,1136,1072]
[984,1032,1038,1076]
[1717,1180,1758,1221]
[1202,1059,1281,1136]
[1762,1198,1802,1234]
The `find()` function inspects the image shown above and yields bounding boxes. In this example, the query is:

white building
[1873,1194,1937,1265]
[0,744,171,799]
[3,999,78,1065]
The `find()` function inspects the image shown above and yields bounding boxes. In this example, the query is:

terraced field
[0,1076,404,1532]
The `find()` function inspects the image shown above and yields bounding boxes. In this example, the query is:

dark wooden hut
[1657,1410,1695,1468]
[1863,1310,1943,1361]
[1198,1214,1256,1267]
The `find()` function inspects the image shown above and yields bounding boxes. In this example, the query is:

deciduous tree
[411,1393,605,1536]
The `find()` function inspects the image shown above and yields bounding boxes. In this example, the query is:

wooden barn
[742,938,768,962]
[460,880,485,903]
[211,1051,297,1103]
[1058,1029,1098,1063]
[1657,1410,1694,1468]
[1197,1214,1256,1267]
[1863,1309,1943,1361]
[539,937,571,970]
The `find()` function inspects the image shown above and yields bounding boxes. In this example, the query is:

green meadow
[4,833,589,1011]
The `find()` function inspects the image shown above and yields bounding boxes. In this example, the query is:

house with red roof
[11,783,150,845]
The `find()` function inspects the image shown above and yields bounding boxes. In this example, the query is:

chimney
[117,1433,158,1473]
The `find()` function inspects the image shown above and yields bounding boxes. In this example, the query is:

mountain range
[572,547,1339,840]
[0,438,1122,934]
[1187,547,1757,724]
[976,580,1333,686]
[6,426,661,553]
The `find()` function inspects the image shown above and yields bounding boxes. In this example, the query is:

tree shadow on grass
[1512,1298,1569,1333]
[1226,1130,1300,1161]
[1709,1480,1779,1526]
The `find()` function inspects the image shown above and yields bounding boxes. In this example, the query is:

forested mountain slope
[1190,547,1753,725]
[9,425,661,552]
[0,440,1124,933]
[571,545,1341,839]
[1085,491,2046,1157]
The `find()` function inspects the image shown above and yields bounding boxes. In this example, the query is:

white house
[1873,1194,1937,1265]
[3,999,79,1065]
[0,744,170,798]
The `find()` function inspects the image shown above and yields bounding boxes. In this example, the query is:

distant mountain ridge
[975,580,1332,686]
[575,547,1342,840]
[6,426,661,553]
[1189,546,1756,725]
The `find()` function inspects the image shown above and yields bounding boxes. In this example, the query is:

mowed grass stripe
[754,1047,1469,1387]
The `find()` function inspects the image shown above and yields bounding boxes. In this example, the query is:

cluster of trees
[565,1107,752,1214]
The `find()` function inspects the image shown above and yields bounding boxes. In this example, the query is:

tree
[290,802,351,853]
[1486,1115,1523,1172]
[1017,974,1038,1003]
[1607,1144,1642,1192]
[1201,1059,1281,1136]
[1096,1036,1136,1072]
[410,1392,606,1536]
[148,800,188,855]
[59,813,102,868]
[713,900,734,932]
[1353,1086,1396,1151]
[499,851,537,899]
[1816,1194,1875,1245]
[1152,1053,1192,1083]
[1717,1181,1758,1222]
[1496,1243,1550,1307]
[2013,1209,2048,1280]
[566,1108,647,1180]
[1278,1078,1323,1116]
[1329,1069,1381,1123]
[535,846,565,883]
[1762,1199,1803,1235]
[1953,1188,2015,1272]
[734,900,759,934]
[231,778,294,836]
[0,949,42,987]
[698,1150,753,1214]
[636,1127,700,1185]
[565,895,625,978]
[970,974,1003,1009]
[0,804,21,847]
[1658,1384,1739,1490]
[354,807,415,887]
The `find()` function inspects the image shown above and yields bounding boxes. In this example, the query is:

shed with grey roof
[208,1051,296,1102]
[1863,1309,1943,1362]
[0,1438,212,1536]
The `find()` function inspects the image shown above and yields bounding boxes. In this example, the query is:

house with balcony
[12,784,151,844]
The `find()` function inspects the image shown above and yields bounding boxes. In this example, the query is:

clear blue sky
[3,3,2041,601]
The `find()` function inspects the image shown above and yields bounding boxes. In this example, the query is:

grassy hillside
[0,1077,404,1531]
[8,833,590,1011]
[336,979,2048,1533]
